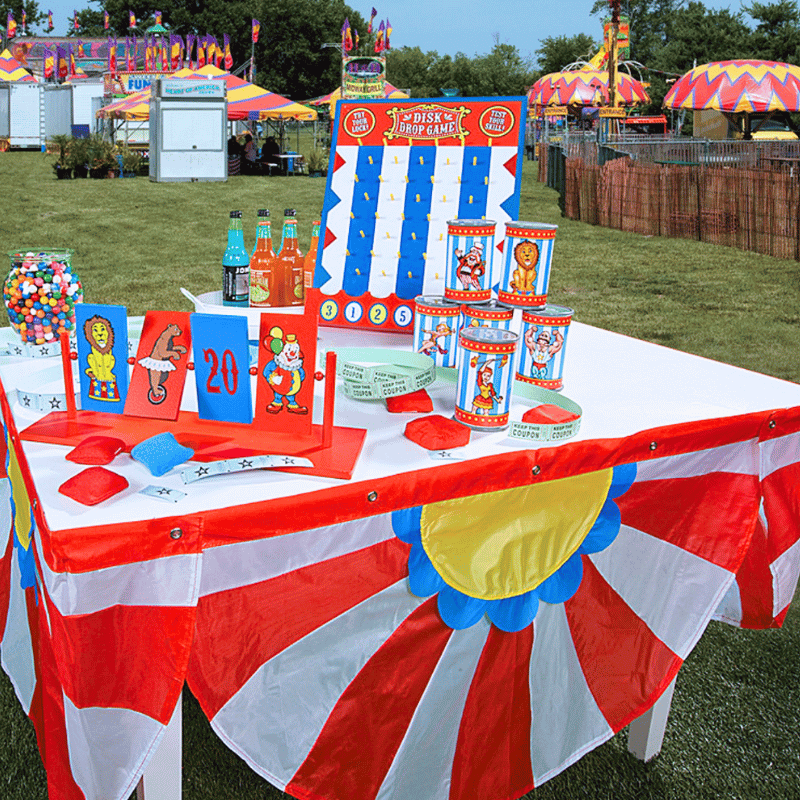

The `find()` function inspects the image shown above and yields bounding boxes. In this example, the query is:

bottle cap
[230,210,242,218]
[257,209,270,217]
[284,209,297,217]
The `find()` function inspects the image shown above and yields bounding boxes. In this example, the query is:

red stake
[59,331,77,418]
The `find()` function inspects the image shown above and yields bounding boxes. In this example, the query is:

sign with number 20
[190,313,252,424]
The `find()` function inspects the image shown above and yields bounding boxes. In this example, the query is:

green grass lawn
[0,150,798,800]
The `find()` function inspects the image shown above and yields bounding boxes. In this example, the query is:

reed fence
[561,157,800,260]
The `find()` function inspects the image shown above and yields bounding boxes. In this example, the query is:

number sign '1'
[190,313,253,424]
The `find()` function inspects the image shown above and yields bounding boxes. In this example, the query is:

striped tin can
[517,304,573,391]
[460,300,514,332]
[414,295,461,368]
[497,222,558,308]
[444,219,496,305]
[455,326,519,430]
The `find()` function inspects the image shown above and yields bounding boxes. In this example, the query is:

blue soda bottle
[222,210,250,307]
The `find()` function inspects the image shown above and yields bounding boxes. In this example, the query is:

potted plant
[306,147,329,177]
[67,136,90,178]
[120,147,142,178]
[86,134,117,178]
[49,134,73,179]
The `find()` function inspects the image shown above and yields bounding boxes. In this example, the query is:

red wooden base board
[19,411,367,481]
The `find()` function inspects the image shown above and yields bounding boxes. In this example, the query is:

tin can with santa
[444,219,496,305]
[455,326,519,430]
[497,221,558,308]
[413,295,461,367]
[517,304,573,391]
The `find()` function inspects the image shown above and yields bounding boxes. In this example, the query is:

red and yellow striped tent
[528,68,649,109]
[308,82,409,116]
[97,65,316,122]
[0,48,36,82]
[663,60,800,113]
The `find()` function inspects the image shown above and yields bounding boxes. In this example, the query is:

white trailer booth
[149,78,227,182]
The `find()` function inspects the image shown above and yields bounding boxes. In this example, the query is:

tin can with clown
[497,222,558,309]
[414,295,461,368]
[460,299,514,333]
[517,304,573,391]
[445,219,496,305]
[455,326,519,430]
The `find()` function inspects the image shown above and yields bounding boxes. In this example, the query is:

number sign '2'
[190,313,253,424]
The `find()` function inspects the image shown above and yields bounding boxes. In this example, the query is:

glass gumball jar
[4,250,84,348]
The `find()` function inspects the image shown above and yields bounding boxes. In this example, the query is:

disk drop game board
[307,97,527,332]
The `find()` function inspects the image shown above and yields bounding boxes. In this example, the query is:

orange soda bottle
[249,209,278,308]
[303,220,321,302]
[276,209,304,306]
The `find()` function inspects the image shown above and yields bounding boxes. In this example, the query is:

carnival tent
[97,65,316,122]
[528,68,649,109]
[0,49,36,82]
[308,82,409,116]
[662,60,800,113]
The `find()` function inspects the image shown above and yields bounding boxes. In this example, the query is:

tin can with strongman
[517,304,573,391]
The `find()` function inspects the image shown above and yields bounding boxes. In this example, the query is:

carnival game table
[0,320,799,800]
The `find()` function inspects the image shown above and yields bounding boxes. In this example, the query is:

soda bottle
[249,209,278,308]
[303,220,321,301]
[275,209,304,306]
[222,210,249,307]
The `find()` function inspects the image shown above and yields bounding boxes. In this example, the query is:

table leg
[627,676,676,762]
[136,692,183,800]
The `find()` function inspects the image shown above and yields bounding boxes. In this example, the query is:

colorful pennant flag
[77,40,85,58]
[224,34,232,70]
[155,10,162,25]
[198,36,206,68]
[170,34,182,70]
[186,33,195,69]
[69,45,77,76]
[374,20,385,53]
[7,12,17,39]
[386,19,392,50]
[74,10,79,31]
[44,48,55,79]
[126,36,135,71]
[368,7,376,34]
[21,9,26,32]
[104,10,109,30]
[129,9,136,28]
[57,46,68,79]
[252,19,260,44]
[344,18,353,52]
[108,36,117,73]
[48,10,53,31]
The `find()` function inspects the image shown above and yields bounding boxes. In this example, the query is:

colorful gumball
[4,250,83,345]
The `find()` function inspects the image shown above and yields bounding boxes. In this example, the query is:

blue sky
[32,1,748,65]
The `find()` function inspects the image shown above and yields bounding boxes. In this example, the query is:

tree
[535,33,598,75]
[0,1,45,34]
[744,0,800,62]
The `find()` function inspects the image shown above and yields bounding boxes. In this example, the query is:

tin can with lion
[455,326,519,430]
[497,222,557,308]
[444,219,496,305]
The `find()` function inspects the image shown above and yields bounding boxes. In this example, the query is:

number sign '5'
[190,313,253,424]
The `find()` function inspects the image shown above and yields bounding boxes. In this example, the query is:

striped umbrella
[97,65,317,122]
[663,60,800,113]
[528,68,649,109]
[0,48,36,82]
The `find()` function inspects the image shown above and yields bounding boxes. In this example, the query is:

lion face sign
[84,315,114,354]
[514,240,539,270]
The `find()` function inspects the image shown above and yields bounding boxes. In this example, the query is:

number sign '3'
[190,313,253,424]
